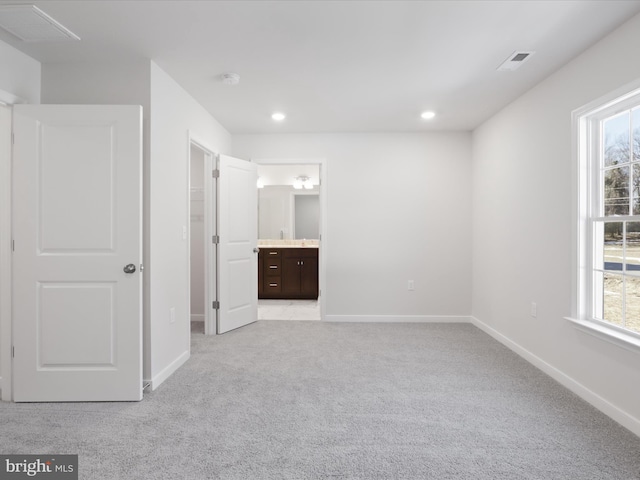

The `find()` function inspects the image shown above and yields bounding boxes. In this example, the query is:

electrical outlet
[408,280,415,291]
[170,307,176,323]
[530,302,537,318]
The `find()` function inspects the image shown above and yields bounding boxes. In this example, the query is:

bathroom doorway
[255,160,326,321]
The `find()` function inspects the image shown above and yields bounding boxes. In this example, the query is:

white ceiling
[1,0,640,134]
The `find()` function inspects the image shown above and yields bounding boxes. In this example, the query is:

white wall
[0,39,40,400]
[471,13,640,435]
[149,62,231,387]
[234,133,472,320]
[0,39,40,104]
[42,61,150,107]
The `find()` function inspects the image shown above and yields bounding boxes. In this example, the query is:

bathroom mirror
[294,193,319,239]
[258,186,319,240]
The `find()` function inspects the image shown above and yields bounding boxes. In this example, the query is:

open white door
[217,154,258,334]
[12,105,143,402]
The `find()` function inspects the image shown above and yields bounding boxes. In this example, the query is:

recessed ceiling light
[272,112,286,121]
[420,111,436,120]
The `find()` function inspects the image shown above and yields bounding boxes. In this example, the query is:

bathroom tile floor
[258,299,321,321]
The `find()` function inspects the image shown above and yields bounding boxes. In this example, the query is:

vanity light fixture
[420,111,436,120]
[271,112,286,121]
[293,175,313,190]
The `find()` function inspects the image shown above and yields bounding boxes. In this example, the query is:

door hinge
[12,239,15,252]
[12,346,15,358]
[212,235,219,244]
[212,301,220,309]
[11,132,14,145]
[212,169,220,178]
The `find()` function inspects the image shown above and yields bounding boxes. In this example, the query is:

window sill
[565,317,640,354]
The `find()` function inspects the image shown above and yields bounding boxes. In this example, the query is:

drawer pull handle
[269,283,278,287]
[269,252,278,255]
[269,265,278,269]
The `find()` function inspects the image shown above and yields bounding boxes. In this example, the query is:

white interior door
[12,105,143,402]
[217,154,258,334]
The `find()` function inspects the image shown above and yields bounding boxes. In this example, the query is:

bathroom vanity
[258,246,319,299]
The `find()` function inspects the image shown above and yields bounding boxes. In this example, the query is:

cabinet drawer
[264,280,281,293]
[282,248,318,258]
[265,258,281,274]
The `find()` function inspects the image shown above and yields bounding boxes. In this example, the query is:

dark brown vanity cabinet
[258,247,318,299]
[282,248,318,298]
[261,248,283,297]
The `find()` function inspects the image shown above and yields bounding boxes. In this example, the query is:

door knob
[253,247,260,253]
[123,264,136,274]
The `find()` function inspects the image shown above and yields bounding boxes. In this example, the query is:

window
[574,83,640,346]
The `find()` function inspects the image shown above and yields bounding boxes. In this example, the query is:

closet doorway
[189,144,206,334]
[188,140,258,336]
[255,160,326,321]
[189,141,216,335]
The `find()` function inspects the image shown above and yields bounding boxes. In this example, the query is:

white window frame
[569,79,640,353]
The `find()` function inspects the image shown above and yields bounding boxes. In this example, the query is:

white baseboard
[325,315,471,323]
[470,316,640,438]
[148,350,190,392]
[190,314,205,322]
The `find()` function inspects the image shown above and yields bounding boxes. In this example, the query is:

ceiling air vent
[497,51,534,71]
[0,5,80,42]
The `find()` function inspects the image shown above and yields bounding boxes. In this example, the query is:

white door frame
[0,89,24,401]
[254,158,327,320]
[187,134,216,336]
[0,92,43,401]
[0,103,13,401]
